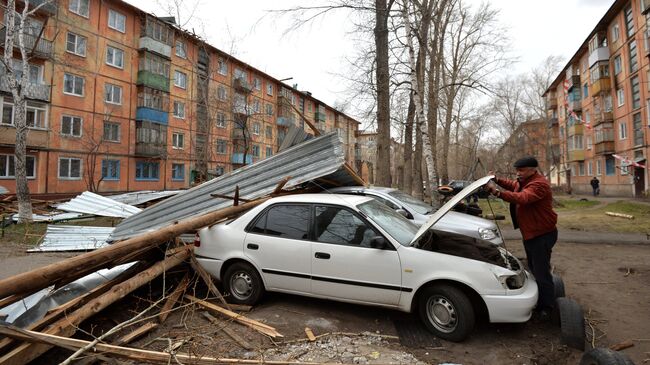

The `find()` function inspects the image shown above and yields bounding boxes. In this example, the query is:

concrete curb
[499,228,650,245]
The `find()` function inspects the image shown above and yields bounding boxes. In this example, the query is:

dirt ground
[1,239,649,364]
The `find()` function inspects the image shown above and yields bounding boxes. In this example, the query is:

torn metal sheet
[107,190,181,206]
[27,225,114,252]
[278,125,312,152]
[57,191,141,218]
[111,132,361,241]
[12,211,83,223]
[0,263,136,328]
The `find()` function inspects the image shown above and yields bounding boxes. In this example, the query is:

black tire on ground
[553,273,566,298]
[579,347,633,365]
[557,297,586,350]
[418,284,475,342]
[223,262,265,305]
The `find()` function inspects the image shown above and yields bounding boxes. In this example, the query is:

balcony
[136,107,168,125]
[588,47,610,67]
[139,36,171,58]
[135,142,167,157]
[569,100,582,111]
[277,116,294,127]
[568,150,585,162]
[590,78,611,95]
[547,117,558,127]
[566,75,581,90]
[0,77,50,101]
[0,28,52,59]
[568,124,584,136]
[314,111,326,122]
[136,71,170,92]
[592,111,613,126]
[594,141,615,155]
[546,95,558,109]
[233,77,253,93]
[231,127,246,140]
[231,153,253,165]
[28,0,57,14]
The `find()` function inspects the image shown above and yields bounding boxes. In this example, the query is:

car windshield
[387,190,436,215]
[357,200,419,246]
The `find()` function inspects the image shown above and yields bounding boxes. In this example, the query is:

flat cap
[513,156,538,168]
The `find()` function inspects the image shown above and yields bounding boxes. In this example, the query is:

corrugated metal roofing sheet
[27,225,114,252]
[57,192,141,218]
[12,212,83,223]
[110,132,358,241]
[107,190,181,206]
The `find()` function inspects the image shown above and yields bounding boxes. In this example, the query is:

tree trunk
[13,98,33,222]
[413,117,423,199]
[402,93,415,193]
[374,0,392,187]
[440,88,456,184]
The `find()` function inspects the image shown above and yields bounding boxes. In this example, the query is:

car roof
[268,193,373,206]
[328,186,396,194]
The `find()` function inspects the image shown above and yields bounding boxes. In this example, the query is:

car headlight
[491,266,526,290]
[478,227,498,240]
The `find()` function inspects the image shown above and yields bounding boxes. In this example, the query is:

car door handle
[247,243,259,250]
[314,252,330,259]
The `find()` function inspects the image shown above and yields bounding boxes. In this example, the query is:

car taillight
[193,233,201,247]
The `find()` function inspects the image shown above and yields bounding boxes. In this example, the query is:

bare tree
[2,0,55,222]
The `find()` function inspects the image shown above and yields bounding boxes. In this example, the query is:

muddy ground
[2,239,649,364]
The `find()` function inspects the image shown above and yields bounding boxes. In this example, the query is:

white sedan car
[195,177,537,341]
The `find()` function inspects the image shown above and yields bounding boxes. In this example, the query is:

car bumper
[195,256,224,281]
[481,271,538,323]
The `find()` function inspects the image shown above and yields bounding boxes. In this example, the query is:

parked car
[327,186,502,245]
[195,176,537,341]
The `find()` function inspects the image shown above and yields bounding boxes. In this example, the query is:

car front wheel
[223,262,264,305]
[418,284,475,342]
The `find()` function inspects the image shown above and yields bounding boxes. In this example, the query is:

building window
[24,102,46,129]
[218,58,227,75]
[175,39,187,58]
[108,9,126,32]
[619,121,627,139]
[171,163,185,181]
[216,139,227,154]
[63,73,84,96]
[596,159,602,175]
[266,83,273,96]
[586,135,592,149]
[612,23,620,42]
[253,77,261,90]
[253,99,261,113]
[174,70,187,89]
[217,86,227,101]
[69,0,89,17]
[103,121,120,142]
[252,122,260,135]
[61,115,82,137]
[631,75,641,109]
[614,55,622,75]
[216,113,226,128]
[624,5,634,37]
[104,83,122,105]
[265,125,272,138]
[173,101,185,118]
[266,103,273,116]
[582,83,588,99]
[142,16,173,45]
[578,162,585,176]
[633,112,644,146]
[137,87,169,111]
[139,51,170,78]
[106,46,124,68]
[58,157,82,179]
[616,88,624,107]
[252,144,260,157]
[172,132,184,149]
[587,161,593,176]
[629,40,638,73]
[101,159,120,180]
[605,156,616,176]
[266,146,273,157]
[0,154,35,178]
[66,32,87,57]
[135,162,159,180]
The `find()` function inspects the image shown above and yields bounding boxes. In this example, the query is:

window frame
[135,161,160,181]
[104,83,123,105]
[61,115,83,137]
[216,113,226,128]
[103,121,121,142]
[171,163,185,181]
[172,100,185,119]
[616,88,625,107]
[246,203,313,241]
[619,121,628,139]
[172,132,184,149]
[105,45,124,69]
[101,159,120,181]
[173,70,187,89]
[108,9,126,33]
[216,139,227,154]
[175,39,187,58]
[58,157,82,180]
[63,73,85,97]
[69,0,89,18]
[66,32,87,57]
[0,154,36,179]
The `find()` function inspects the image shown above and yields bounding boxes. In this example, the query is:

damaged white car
[194,176,537,341]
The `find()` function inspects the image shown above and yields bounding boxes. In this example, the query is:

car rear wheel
[557,297,586,350]
[223,262,264,305]
[579,347,634,365]
[418,284,475,342]
[553,273,565,298]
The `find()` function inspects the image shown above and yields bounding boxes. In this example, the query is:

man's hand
[485,180,499,196]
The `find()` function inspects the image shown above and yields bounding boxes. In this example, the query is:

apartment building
[0,0,360,195]
[544,0,649,197]
[498,119,554,177]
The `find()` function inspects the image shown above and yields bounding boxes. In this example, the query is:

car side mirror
[395,209,410,219]
[370,236,387,249]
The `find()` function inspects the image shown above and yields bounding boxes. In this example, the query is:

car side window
[369,194,399,210]
[251,205,310,240]
[314,205,379,247]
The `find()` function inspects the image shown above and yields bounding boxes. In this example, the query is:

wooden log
[609,340,634,351]
[0,198,268,300]
[0,324,330,365]
[202,312,254,351]
[605,211,634,219]
[185,295,282,338]
[272,176,291,195]
[304,327,316,342]
[0,248,191,365]
[114,322,159,346]
[158,272,190,323]
[190,256,230,309]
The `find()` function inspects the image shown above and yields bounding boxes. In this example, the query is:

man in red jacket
[487,156,558,321]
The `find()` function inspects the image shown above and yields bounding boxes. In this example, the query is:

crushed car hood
[409,175,494,246]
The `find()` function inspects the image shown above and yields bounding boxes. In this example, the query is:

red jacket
[496,172,557,240]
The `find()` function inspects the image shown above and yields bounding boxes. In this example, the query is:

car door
[310,204,402,305]
[244,204,312,294]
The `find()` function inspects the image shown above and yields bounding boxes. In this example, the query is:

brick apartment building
[544,0,650,197]
[0,0,360,195]
[498,119,555,177]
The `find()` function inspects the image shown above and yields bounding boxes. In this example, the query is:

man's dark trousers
[523,229,557,310]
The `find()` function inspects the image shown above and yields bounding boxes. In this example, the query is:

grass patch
[555,198,600,210]
[0,216,120,246]
[599,201,650,215]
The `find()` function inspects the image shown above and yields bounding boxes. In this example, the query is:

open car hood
[409,175,494,246]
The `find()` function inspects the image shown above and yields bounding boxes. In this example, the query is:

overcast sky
[126,0,615,121]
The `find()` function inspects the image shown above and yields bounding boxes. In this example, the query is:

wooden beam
[272,176,292,195]
[158,273,190,323]
[0,198,268,300]
[114,322,159,346]
[202,312,254,351]
[210,193,251,203]
[190,256,230,309]
[234,185,240,206]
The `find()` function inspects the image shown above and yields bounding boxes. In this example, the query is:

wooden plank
[202,312,254,351]
[304,327,316,342]
[158,273,190,323]
[0,198,268,300]
[605,211,634,219]
[0,324,328,365]
[189,256,230,309]
[609,340,634,351]
[115,322,159,346]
